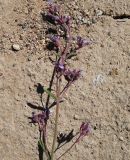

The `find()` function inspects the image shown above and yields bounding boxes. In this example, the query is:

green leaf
[38,140,45,151]
[38,140,51,160]
[44,88,56,100]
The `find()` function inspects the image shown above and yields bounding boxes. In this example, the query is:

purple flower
[46,13,60,22]
[50,35,60,47]
[76,36,92,49]
[31,111,48,131]
[47,11,71,27]
[55,61,65,74]
[56,15,71,26]
[75,122,91,143]
[77,122,91,142]
[65,16,71,26]
[47,0,53,3]
[64,69,81,82]
[48,3,60,15]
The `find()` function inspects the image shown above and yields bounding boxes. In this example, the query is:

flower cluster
[57,15,71,26]
[31,110,49,131]
[48,3,60,15]
[78,122,91,141]
[50,35,60,48]
[47,3,71,27]
[64,69,81,82]
[76,36,92,49]
[80,122,91,137]
[55,61,65,74]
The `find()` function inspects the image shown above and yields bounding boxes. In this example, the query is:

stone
[96,10,103,16]
[78,16,82,21]
[12,44,20,51]
[74,114,79,120]
[82,18,87,24]
[119,136,124,141]
[92,18,97,24]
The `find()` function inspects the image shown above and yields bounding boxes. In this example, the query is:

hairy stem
[51,76,61,160]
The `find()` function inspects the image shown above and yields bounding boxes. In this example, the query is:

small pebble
[71,23,75,28]
[92,18,97,24]
[82,18,88,24]
[82,9,90,16]
[74,114,79,120]
[74,5,79,10]
[27,57,31,61]
[119,136,124,141]
[96,10,103,16]
[12,44,20,51]
[71,2,75,6]
[86,20,92,26]
[78,16,82,21]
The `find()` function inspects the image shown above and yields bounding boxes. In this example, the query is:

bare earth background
[0,0,130,160]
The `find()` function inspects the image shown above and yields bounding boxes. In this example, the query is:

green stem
[43,133,51,159]
[51,77,61,160]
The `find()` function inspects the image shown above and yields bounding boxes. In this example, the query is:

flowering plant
[30,2,91,160]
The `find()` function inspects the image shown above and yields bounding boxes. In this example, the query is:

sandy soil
[0,0,130,160]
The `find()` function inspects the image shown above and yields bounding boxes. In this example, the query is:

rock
[92,18,97,24]
[27,56,31,61]
[82,18,88,24]
[83,10,90,16]
[78,16,82,21]
[71,2,75,6]
[74,114,79,120]
[74,5,79,10]
[96,10,103,16]
[86,20,92,26]
[71,23,75,28]
[119,136,124,141]
[12,44,20,51]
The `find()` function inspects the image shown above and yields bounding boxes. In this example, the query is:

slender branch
[60,81,72,97]
[49,81,72,109]
[51,76,61,160]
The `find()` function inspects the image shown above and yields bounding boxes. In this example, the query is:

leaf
[44,87,56,100]
[38,139,45,151]
[38,140,51,160]
[55,52,60,57]
[67,53,77,59]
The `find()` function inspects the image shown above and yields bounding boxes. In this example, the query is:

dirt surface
[0,0,130,160]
